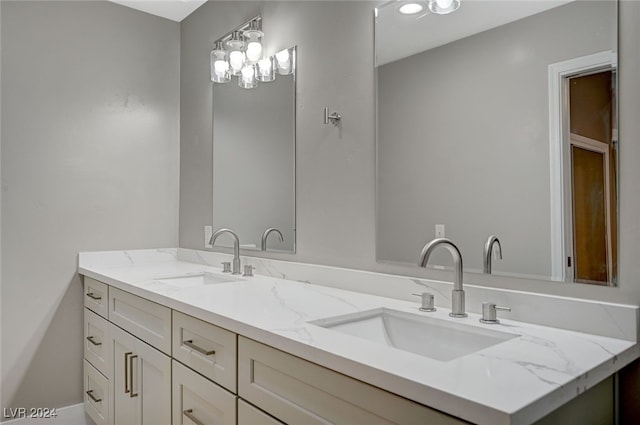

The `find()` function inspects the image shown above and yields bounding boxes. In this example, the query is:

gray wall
[213,74,295,251]
[377,1,614,278]
[180,0,640,306]
[1,0,180,411]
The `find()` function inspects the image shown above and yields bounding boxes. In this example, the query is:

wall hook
[324,107,342,126]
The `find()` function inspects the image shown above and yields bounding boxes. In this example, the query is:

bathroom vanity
[79,249,639,425]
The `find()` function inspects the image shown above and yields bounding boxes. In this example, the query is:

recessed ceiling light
[398,3,425,15]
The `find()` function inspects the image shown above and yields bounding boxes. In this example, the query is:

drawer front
[109,286,171,355]
[84,308,111,378]
[238,337,468,425]
[238,399,284,425]
[84,277,109,319]
[172,360,237,425]
[84,360,110,425]
[173,311,237,392]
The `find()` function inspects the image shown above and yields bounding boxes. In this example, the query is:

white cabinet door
[85,308,111,378]
[111,324,137,425]
[135,334,171,425]
[84,360,111,425]
[172,360,237,425]
[110,323,171,425]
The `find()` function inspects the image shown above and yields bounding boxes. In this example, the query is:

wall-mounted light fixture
[210,16,295,90]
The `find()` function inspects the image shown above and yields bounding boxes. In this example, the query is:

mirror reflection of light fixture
[210,42,231,83]
[225,31,246,76]
[257,56,276,82]
[398,2,425,15]
[275,48,293,75]
[210,16,295,90]
[238,64,258,89]
[428,0,460,14]
[243,20,264,64]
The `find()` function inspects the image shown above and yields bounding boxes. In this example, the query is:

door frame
[547,50,616,282]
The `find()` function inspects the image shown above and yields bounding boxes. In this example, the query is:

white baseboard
[1,404,89,425]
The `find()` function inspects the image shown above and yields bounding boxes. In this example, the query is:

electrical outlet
[435,224,445,238]
[204,225,213,248]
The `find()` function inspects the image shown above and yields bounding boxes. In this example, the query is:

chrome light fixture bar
[210,16,293,90]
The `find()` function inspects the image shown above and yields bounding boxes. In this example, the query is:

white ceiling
[376,0,575,66]
[109,0,207,22]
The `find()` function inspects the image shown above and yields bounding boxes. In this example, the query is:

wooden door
[571,143,608,283]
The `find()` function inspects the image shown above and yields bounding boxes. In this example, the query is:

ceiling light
[428,0,460,15]
[398,3,424,15]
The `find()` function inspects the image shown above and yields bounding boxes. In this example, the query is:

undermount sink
[312,308,518,361]
[153,272,241,288]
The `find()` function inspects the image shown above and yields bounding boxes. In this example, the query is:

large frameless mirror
[211,17,296,253]
[375,0,618,285]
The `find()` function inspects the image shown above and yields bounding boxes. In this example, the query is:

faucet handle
[412,292,436,312]
[221,262,232,273]
[480,302,511,324]
[243,265,255,277]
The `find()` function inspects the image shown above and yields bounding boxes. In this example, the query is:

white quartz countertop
[79,251,639,425]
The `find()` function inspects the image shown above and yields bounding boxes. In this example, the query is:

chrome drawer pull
[86,390,102,403]
[86,336,102,346]
[129,354,138,398]
[86,292,102,301]
[183,409,206,425]
[183,340,215,356]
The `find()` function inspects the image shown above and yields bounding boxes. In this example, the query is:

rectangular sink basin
[312,308,517,362]
[153,272,241,288]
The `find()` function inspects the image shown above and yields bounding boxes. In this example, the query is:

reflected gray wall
[181,0,640,307]
[180,1,376,263]
[1,0,179,410]
[377,1,614,277]
[213,74,295,251]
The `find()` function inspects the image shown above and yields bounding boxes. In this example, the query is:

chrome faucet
[418,238,467,318]
[483,235,502,274]
[209,228,241,275]
[261,227,284,251]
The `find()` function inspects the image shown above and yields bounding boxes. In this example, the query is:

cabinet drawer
[238,399,284,425]
[173,311,237,392]
[109,286,171,355]
[238,337,468,425]
[84,277,109,319]
[84,308,110,378]
[172,360,237,425]
[84,360,110,425]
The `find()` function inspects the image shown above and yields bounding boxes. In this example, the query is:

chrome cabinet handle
[86,292,102,301]
[183,340,215,356]
[124,352,132,393]
[129,354,138,398]
[86,390,102,403]
[183,409,206,425]
[86,336,102,346]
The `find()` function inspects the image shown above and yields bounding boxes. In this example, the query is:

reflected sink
[153,272,241,288]
[312,308,517,361]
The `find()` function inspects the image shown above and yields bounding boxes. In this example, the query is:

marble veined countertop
[79,249,639,425]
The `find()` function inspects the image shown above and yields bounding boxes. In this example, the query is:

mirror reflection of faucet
[261,227,284,251]
[209,228,242,275]
[412,292,436,312]
[418,238,467,318]
[483,235,503,274]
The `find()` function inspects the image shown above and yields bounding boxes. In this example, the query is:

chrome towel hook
[324,107,342,126]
